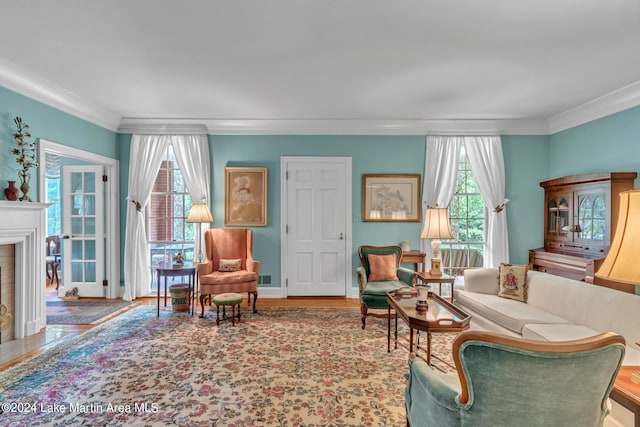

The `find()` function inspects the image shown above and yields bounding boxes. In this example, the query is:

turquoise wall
[549,105,640,188]
[117,134,546,287]
[210,135,426,288]
[0,86,119,200]
[502,135,550,264]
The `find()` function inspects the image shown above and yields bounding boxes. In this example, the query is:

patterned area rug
[1,306,457,426]
[46,300,134,324]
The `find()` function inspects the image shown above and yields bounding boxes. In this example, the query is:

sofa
[454,268,640,367]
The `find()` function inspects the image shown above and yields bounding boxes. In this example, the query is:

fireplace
[0,201,49,341]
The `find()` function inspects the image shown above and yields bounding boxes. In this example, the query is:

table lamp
[420,205,454,277]
[595,190,640,382]
[187,203,213,263]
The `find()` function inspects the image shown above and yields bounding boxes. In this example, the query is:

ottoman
[213,293,243,325]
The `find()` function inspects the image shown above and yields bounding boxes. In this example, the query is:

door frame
[280,156,353,298]
[38,139,121,298]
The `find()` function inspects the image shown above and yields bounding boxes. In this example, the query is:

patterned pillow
[367,253,399,281]
[498,263,528,303]
[219,258,241,272]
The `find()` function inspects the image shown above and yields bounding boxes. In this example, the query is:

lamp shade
[187,203,213,224]
[595,190,640,284]
[420,207,454,240]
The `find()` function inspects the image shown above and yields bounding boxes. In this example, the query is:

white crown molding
[548,80,640,134]
[3,53,640,136]
[0,57,121,132]
[117,121,209,135]
[119,118,551,136]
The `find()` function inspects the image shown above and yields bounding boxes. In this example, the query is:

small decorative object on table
[415,283,430,311]
[173,252,185,269]
[10,117,38,202]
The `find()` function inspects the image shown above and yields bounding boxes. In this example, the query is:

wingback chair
[405,330,626,427]
[356,245,414,329]
[197,228,259,317]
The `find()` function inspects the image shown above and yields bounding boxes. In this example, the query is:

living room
[1,2,640,426]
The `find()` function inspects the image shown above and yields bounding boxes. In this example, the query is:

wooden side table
[414,271,455,302]
[155,262,195,317]
[611,366,640,427]
[401,251,426,273]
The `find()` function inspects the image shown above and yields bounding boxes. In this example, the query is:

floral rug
[1,306,456,426]
[46,300,134,324]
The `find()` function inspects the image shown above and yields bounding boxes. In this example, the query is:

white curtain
[421,135,509,269]
[123,135,168,301]
[464,136,509,267]
[171,134,211,261]
[123,134,211,301]
[420,136,463,264]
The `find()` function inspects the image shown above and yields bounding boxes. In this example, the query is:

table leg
[157,270,160,317]
[394,312,398,350]
[387,305,391,353]
[426,331,432,366]
[409,328,415,354]
[164,276,168,307]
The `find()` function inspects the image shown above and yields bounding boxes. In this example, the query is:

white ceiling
[1,0,640,134]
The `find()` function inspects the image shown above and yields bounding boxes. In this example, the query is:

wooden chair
[45,235,61,289]
[406,330,626,427]
[356,245,414,329]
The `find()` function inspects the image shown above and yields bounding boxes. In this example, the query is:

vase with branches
[10,117,38,201]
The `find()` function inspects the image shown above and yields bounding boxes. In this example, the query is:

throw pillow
[219,258,241,272]
[367,253,399,281]
[498,263,528,303]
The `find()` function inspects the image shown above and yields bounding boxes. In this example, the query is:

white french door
[282,157,352,296]
[62,165,105,297]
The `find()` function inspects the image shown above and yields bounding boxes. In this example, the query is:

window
[45,152,61,236]
[148,146,195,291]
[442,147,486,276]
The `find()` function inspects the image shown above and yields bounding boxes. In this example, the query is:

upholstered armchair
[356,245,414,329]
[197,228,259,317]
[405,330,626,427]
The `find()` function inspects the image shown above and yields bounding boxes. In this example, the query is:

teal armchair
[356,245,414,329]
[405,330,625,427]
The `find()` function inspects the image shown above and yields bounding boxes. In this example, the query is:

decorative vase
[18,172,32,202]
[4,181,18,201]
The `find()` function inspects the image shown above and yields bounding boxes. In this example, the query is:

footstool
[213,293,243,325]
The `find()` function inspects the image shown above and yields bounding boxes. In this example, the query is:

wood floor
[0,283,359,371]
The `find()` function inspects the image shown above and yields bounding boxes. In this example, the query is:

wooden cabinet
[529,172,636,284]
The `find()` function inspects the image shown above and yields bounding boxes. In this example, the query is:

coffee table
[386,288,470,365]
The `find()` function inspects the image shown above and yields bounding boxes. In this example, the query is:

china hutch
[528,172,637,291]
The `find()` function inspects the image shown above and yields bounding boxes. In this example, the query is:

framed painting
[362,174,421,222]
[224,167,268,226]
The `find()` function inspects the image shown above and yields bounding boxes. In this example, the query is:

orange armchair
[197,228,259,317]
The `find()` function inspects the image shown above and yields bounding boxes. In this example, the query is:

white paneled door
[283,157,351,296]
[62,165,105,297]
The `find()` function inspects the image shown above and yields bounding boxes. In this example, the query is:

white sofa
[454,268,640,366]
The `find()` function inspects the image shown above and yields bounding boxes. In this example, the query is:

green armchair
[405,330,625,427]
[356,245,414,329]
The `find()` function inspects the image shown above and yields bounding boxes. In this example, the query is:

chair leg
[360,304,367,329]
[199,294,208,318]
[252,291,258,313]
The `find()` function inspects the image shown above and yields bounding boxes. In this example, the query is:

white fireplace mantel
[0,200,49,338]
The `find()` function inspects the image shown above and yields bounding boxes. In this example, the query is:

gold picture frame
[362,174,421,222]
[224,167,268,226]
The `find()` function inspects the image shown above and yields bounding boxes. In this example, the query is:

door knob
[339,232,344,240]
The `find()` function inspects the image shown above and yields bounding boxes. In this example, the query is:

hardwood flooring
[0,283,359,371]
